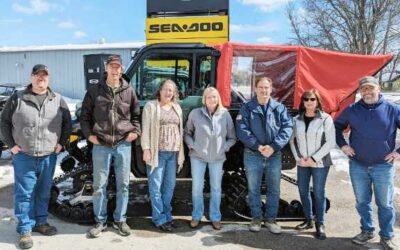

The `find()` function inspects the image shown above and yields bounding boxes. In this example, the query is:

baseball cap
[106,55,122,66]
[359,76,379,88]
[31,64,49,75]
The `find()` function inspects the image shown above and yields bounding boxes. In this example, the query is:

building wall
[0,48,135,99]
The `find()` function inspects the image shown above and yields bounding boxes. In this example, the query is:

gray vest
[12,91,63,156]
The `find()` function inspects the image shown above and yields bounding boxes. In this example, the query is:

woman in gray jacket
[289,88,335,240]
[184,87,236,230]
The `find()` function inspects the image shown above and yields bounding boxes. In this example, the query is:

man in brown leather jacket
[80,55,140,238]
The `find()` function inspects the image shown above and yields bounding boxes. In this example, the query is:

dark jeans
[297,166,330,224]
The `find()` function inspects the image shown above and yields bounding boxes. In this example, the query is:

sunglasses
[303,97,316,102]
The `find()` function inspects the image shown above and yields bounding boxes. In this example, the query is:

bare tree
[287,0,400,86]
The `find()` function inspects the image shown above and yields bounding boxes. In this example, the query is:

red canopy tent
[211,42,392,118]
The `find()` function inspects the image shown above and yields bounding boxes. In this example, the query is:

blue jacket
[335,95,400,165]
[236,96,293,152]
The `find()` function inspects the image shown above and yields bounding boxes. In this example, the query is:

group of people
[0,56,398,250]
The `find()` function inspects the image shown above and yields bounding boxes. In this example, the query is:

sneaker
[352,231,376,245]
[264,220,282,234]
[248,218,262,232]
[380,238,399,250]
[315,223,326,240]
[112,222,131,236]
[190,219,200,229]
[295,220,314,230]
[87,223,107,238]
[211,221,222,230]
[32,223,57,236]
[156,223,172,232]
[168,220,178,229]
[19,233,33,249]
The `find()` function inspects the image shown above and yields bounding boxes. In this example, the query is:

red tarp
[211,42,392,118]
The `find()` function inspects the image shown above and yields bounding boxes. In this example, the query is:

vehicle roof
[0,84,27,89]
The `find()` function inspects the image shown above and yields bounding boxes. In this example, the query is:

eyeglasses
[303,98,316,102]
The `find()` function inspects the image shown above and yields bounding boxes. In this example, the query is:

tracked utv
[49,42,392,224]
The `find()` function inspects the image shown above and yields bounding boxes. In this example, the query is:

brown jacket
[80,77,141,147]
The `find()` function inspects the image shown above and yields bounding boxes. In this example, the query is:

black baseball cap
[106,55,122,66]
[31,64,49,75]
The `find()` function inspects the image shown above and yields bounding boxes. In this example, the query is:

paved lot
[0,149,399,250]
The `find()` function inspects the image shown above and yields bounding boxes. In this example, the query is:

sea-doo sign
[148,22,223,33]
[146,16,229,44]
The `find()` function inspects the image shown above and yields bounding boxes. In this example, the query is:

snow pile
[62,96,82,121]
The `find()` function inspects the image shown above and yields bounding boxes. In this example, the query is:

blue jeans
[244,148,282,220]
[349,159,395,239]
[146,151,177,226]
[190,157,224,222]
[297,166,330,224]
[13,152,57,234]
[92,142,131,224]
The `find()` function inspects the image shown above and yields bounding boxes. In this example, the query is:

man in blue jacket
[335,76,399,250]
[236,77,293,234]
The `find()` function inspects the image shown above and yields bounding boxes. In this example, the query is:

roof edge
[0,42,145,53]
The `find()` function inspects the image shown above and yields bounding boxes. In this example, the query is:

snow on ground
[62,96,81,121]
[0,151,13,189]
[331,148,349,172]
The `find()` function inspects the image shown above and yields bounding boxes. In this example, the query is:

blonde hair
[202,87,226,112]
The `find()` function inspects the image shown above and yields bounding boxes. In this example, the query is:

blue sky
[0,0,296,47]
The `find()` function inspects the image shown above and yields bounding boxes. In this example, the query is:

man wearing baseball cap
[80,55,141,238]
[335,76,399,249]
[0,64,72,249]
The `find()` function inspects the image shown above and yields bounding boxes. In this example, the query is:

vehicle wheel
[84,205,94,222]
[60,156,76,172]
[59,203,71,218]
[71,207,84,221]
[223,172,250,220]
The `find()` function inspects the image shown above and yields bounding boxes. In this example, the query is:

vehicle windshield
[0,86,15,96]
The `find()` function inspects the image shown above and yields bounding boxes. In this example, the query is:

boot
[295,219,314,230]
[316,223,326,240]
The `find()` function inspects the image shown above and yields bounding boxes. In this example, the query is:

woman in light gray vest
[184,87,236,230]
[289,88,335,240]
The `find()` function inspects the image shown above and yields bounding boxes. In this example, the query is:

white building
[0,42,143,99]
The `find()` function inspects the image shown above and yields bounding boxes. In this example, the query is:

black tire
[0,141,4,159]
[71,207,84,221]
[60,156,76,173]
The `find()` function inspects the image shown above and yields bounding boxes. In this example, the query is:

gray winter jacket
[0,85,72,156]
[289,111,335,167]
[184,107,236,163]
